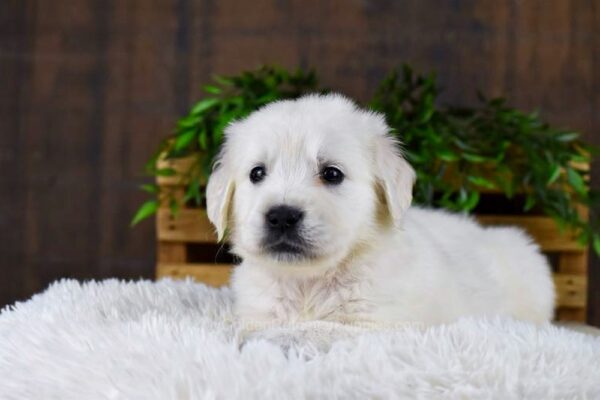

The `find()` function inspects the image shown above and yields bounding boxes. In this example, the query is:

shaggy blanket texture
[0,279,599,399]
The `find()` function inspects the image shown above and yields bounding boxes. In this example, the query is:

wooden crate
[156,157,589,322]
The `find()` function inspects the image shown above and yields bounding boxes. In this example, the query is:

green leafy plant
[133,65,599,253]
[370,65,599,252]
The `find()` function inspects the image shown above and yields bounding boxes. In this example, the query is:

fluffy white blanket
[0,279,599,399]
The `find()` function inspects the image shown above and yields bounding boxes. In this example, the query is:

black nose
[265,205,304,232]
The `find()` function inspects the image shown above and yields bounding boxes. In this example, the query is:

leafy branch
[370,65,599,252]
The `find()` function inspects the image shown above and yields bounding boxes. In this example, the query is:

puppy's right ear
[373,134,415,227]
[206,159,234,241]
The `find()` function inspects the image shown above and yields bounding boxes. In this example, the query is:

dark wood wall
[1,0,598,323]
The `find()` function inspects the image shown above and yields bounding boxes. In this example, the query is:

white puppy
[206,94,555,327]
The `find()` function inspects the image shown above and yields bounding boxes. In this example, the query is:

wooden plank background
[0,0,598,324]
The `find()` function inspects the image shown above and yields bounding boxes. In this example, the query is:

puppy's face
[207,95,415,271]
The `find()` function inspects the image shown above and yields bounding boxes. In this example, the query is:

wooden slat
[156,242,187,263]
[558,252,588,274]
[556,308,586,322]
[157,208,217,243]
[553,273,587,308]
[156,156,202,186]
[556,251,588,323]
[477,216,583,252]
[157,263,232,287]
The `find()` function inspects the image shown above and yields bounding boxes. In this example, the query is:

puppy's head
[207,94,415,271]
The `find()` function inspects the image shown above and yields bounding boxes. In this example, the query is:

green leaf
[438,149,459,162]
[155,168,176,176]
[198,130,208,150]
[213,75,233,86]
[556,132,579,142]
[130,200,158,226]
[184,180,202,205]
[190,98,219,115]
[463,191,480,211]
[593,235,600,255]
[468,176,497,189]
[462,153,488,163]
[174,130,196,152]
[139,184,158,194]
[524,195,536,211]
[567,167,587,195]
[257,92,279,104]
[177,115,200,129]
[421,109,435,124]
[546,165,561,186]
[204,85,222,94]
[212,113,236,144]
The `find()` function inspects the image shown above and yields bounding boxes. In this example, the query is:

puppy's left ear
[373,134,416,227]
[206,160,234,241]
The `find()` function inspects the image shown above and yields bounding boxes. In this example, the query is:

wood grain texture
[0,0,598,326]
[156,263,232,286]
[157,242,187,263]
[157,208,217,243]
[554,274,587,309]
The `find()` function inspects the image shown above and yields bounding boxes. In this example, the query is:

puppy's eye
[320,166,344,185]
[250,165,266,183]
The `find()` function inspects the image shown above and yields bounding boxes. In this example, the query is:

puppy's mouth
[262,237,315,261]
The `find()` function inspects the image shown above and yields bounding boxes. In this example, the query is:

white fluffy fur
[207,94,555,326]
[1,279,598,399]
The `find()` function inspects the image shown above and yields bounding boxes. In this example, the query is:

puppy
[206,94,555,327]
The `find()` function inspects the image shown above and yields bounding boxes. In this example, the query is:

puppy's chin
[261,243,320,267]
[266,251,316,265]
[258,232,322,267]
[238,244,350,278]
[261,243,318,267]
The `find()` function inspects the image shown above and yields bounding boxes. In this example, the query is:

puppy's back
[398,207,554,323]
